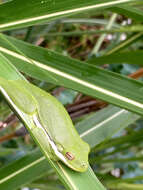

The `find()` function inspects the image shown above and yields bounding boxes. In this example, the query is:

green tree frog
[0,78,90,172]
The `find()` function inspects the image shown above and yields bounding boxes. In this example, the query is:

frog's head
[57,139,90,172]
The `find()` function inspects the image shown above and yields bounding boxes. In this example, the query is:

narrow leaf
[0,0,139,31]
[88,51,143,66]
[1,35,143,116]
[0,56,105,190]
[110,5,143,22]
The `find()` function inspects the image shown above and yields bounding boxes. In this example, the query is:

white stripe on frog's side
[33,115,68,164]
[0,85,68,165]
[0,83,68,165]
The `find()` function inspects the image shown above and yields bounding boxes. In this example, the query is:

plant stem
[91,13,117,56]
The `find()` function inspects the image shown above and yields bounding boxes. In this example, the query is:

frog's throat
[33,114,68,164]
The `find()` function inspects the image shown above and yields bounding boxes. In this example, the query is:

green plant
[0,0,143,190]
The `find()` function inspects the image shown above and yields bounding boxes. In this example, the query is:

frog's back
[12,80,86,147]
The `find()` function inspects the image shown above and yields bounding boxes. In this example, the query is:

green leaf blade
[0,0,139,31]
[0,55,106,190]
[1,35,143,116]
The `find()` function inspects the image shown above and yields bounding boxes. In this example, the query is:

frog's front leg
[31,121,58,161]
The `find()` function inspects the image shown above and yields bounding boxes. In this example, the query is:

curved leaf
[0,55,105,190]
[1,35,143,116]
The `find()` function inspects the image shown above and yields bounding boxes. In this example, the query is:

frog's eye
[65,152,75,160]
